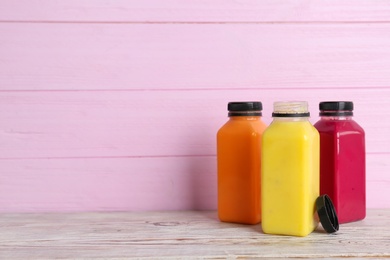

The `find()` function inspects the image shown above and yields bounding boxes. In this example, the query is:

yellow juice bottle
[261,101,320,236]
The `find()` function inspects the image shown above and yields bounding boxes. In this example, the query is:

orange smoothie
[217,102,267,224]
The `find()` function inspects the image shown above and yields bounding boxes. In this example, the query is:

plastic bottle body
[314,112,366,223]
[261,102,319,236]
[217,104,267,224]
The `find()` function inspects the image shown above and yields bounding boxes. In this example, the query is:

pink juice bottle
[314,101,366,223]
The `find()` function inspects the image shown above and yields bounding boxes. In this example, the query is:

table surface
[0,209,389,259]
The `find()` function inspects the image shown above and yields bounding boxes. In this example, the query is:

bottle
[314,101,366,223]
[217,102,267,224]
[261,101,321,236]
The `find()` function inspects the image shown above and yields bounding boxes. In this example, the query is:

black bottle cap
[228,102,262,116]
[316,195,339,233]
[319,101,353,116]
[228,102,262,111]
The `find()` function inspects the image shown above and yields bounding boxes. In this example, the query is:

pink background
[0,0,389,212]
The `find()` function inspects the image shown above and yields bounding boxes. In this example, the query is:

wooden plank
[366,154,390,208]
[0,210,389,259]
[1,0,390,22]
[0,157,217,212]
[1,23,390,91]
[0,154,388,212]
[0,88,388,159]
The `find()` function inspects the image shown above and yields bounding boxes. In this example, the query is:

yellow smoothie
[261,102,320,237]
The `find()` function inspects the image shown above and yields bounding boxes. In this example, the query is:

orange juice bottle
[217,102,267,224]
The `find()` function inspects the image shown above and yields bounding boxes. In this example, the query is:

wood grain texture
[0,157,217,212]
[0,1,389,212]
[0,154,387,212]
[1,88,388,158]
[0,210,389,259]
[1,0,390,22]
[1,23,390,91]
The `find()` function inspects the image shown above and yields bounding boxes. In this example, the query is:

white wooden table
[0,209,389,259]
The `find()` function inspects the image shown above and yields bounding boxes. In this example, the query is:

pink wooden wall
[0,1,389,212]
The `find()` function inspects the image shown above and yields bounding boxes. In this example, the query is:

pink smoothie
[314,102,366,223]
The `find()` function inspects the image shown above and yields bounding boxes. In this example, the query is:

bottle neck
[229,115,261,121]
[320,115,353,121]
[319,110,353,117]
[272,117,310,122]
[228,111,261,117]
